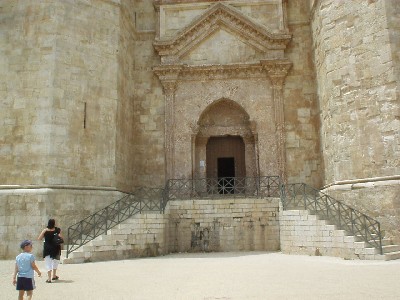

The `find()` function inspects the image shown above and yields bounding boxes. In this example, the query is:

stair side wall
[68,213,169,263]
[63,197,281,263]
[279,209,380,260]
[167,198,280,253]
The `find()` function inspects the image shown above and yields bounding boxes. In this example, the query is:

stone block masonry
[62,197,281,263]
[280,209,383,260]
[167,198,280,253]
[0,187,124,260]
[63,197,391,263]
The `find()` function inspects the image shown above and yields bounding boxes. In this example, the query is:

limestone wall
[386,0,400,96]
[0,1,59,184]
[0,0,120,187]
[311,0,400,242]
[311,0,400,183]
[324,178,400,244]
[130,0,166,187]
[0,188,123,259]
[116,0,137,191]
[167,198,280,253]
[285,0,323,187]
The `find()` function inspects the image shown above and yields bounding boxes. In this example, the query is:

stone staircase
[280,209,400,261]
[62,212,167,264]
[382,243,400,261]
[62,206,400,264]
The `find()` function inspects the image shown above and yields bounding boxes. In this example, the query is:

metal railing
[66,187,164,258]
[165,176,282,200]
[282,183,383,254]
[66,177,281,257]
[66,178,383,257]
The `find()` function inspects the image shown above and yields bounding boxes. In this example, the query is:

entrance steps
[62,207,400,264]
[280,210,400,261]
[61,212,167,264]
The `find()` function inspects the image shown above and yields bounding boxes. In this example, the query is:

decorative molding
[155,0,223,5]
[154,60,291,82]
[0,185,118,191]
[153,2,293,181]
[261,59,291,183]
[322,175,400,190]
[261,59,292,76]
[154,2,292,61]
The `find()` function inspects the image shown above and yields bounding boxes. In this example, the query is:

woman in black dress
[38,219,63,283]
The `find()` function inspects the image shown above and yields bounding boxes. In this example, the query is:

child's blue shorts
[16,277,35,291]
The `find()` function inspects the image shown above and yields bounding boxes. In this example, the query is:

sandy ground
[1,251,400,300]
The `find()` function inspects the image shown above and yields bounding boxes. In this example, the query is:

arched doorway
[194,99,258,180]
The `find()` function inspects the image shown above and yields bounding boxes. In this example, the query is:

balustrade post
[351,210,354,234]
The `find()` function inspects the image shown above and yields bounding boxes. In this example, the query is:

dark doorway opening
[217,157,235,194]
[205,136,245,195]
[217,157,235,178]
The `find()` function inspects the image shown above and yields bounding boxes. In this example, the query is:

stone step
[383,244,400,254]
[385,251,400,261]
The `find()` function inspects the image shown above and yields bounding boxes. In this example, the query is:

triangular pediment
[154,3,291,64]
[181,27,266,65]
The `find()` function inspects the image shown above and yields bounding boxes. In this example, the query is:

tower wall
[129,0,166,187]
[0,0,133,258]
[311,0,400,241]
[0,0,121,187]
[285,0,323,187]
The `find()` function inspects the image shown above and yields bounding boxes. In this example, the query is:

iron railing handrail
[281,183,383,254]
[164,176,282,200]
[66,176,282,257]
[66,187,164,258]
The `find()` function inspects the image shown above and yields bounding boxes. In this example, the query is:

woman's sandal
[46,280,51,283]
[52,276,59,280]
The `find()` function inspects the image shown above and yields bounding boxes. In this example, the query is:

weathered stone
[0,0,399,258]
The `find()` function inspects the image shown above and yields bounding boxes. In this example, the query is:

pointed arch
[194,98,258,180]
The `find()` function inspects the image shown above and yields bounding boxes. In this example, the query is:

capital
[260,59,292,88]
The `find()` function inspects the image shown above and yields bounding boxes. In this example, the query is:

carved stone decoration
[153,1,293,181]
[153,66,182,179]
[261,60,292,183]
[153,2,292,63]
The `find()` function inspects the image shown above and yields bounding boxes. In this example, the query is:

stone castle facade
[0,0,399,259]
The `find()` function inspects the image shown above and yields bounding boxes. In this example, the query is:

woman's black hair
[47,219,56,229]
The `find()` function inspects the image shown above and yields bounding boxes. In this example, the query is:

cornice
[153,59,291,81]
[261,59,292,76]
[154,3,292,58]
[155,0,222,5]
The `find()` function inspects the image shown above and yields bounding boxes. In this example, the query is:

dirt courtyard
[1,251,400,300]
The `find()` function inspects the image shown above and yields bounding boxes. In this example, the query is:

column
[270,76,287,183]
[163,81,177,180]
[153,66,182,180]
[261,60,292,184]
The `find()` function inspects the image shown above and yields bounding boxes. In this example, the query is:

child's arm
[31,261,42,277]
[12,263,18,286]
